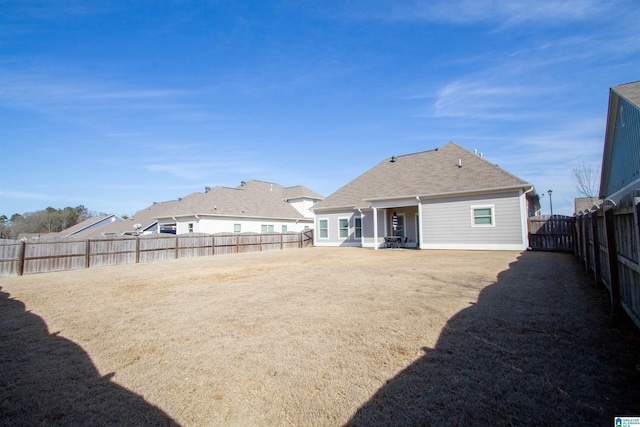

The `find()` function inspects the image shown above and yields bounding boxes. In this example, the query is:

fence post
[16,240,25,276]
[587,214,594,273]
[604,207,621,313]
[175,235,179,259]
[635,199,640,259]
[135,237,140,264]
[280,233,283,250]
[260,234,263,251]
[85,240,91,269]
[590,210,601,285]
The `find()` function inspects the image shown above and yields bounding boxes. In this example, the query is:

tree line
[0,206,91,240]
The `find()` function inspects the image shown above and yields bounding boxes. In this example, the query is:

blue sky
[1,0,639,217]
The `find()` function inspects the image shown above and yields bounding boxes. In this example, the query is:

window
[281,225,287,233]
[261,224,275,233]
[319,219,328,238]
[339,218,349,238]
[472,206,494,227]
[355,217,362,238]
[188,223,194,233]
[234,224,241,233]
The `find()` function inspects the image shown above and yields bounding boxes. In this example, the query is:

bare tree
[572,161,600,198]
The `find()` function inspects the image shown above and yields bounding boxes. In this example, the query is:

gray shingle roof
[157,180,321,220]
[57,214,120,237]
[314,141,532,210]
[613,80,640,107]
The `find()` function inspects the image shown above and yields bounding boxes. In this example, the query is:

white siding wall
[175,217,312,235]
[288,198,317,218]
[421,191,526,250]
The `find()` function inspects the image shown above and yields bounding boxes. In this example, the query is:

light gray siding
[315,210,361,247]
[421,191,525,250]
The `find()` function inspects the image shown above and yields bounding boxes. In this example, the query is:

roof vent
[205,186,211,193]
[457,159,462,168]
[241,181,246,186]
[390,156,397,163]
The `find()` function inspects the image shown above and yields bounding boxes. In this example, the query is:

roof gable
[314,141,532,210]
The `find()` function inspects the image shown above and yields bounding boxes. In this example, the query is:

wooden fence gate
[528,215,574,252]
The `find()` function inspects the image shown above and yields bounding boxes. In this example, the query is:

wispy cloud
[0,189,64,202]
[354,0,613,26]
[144,158,265,181]
[428,80,553,120]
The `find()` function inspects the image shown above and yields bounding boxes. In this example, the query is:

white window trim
[318,218,329,239]
[338,217,350,239]
[355,216,363,239]
[471,205,495,227]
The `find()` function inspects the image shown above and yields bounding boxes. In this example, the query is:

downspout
[373,207,378,250]
[416,196,422,249]
[357,208,364,248]
[522,186,534,248]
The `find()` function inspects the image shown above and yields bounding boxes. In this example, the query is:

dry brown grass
[1,247,639,426]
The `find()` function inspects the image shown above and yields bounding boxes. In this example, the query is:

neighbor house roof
[314,141,534,210]
[156,180,321,220]
[89,199,182,237]
[56,200,181,239]
[613,80,640,107]
[282,185,324,200]
[56,214,123,237]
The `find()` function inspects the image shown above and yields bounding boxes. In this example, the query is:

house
[574,196,602,215]
[312,142,539,250]
[154,180,323,234]
[49,200,180,239]
[599,80,640,203]
[54,214,125,238]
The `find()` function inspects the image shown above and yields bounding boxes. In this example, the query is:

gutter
[364,184,533,202]
[155,213,312,222]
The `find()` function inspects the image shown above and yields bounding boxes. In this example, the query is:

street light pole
[548,189,553,216]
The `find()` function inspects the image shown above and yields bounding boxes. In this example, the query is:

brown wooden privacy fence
[528,215,574,252]
[574,194,640,329]
[0,230,314,277]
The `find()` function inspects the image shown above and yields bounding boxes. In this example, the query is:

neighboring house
[154,180,323,235]
[55,214,124,238]
[574,197,602,215]
[85,199,182,238]
[599,80,640,203]
[312,142,539,250]
[52,201,180,239]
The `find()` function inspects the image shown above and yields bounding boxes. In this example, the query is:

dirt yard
[1,247,639,426]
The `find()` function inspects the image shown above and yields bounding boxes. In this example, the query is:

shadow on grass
[344,251,640,426]
[0,287,179,426]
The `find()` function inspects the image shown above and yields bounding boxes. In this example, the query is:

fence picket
[0,230,313,277]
